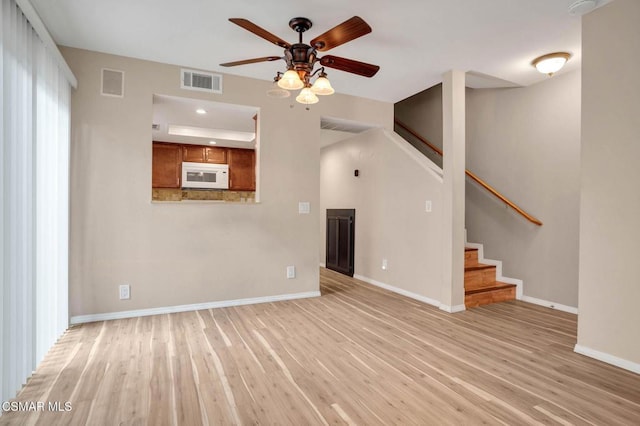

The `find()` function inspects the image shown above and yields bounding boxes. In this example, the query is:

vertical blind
[1,0,71,404]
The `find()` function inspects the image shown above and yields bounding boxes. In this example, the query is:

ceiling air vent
[181,69,222,94]
[101,68,124,97]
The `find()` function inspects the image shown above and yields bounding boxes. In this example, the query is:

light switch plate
[425,200,432,212]
[286,266,296,279]
[298,202,310,214]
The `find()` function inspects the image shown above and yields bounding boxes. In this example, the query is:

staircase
[464,247,516,307]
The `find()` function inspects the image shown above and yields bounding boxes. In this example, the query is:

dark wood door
[326,209,355,277]
[228,148,255,191]
[152,142,182,188]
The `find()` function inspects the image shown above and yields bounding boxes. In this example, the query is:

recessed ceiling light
[209,140,217,145]
[196,108,207,114]
[531,52,571,76]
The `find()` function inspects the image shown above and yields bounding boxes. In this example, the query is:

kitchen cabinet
[153,142,255,193]
[182,145,227,164]
[228,148,256,191]
[152,142,182,188]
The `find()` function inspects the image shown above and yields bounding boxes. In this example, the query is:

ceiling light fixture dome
[310,72,335,95]
[295,86,319,105]
[532,52,571,76]
[568,0,598,16]
[277,69,304,90]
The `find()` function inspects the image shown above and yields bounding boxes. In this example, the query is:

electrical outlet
[119,284,130,300]
[425,200,432,212]
[286,266,296,279]
[382,259,388,270]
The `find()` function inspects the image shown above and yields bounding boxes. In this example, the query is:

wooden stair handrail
[394,119,543,226]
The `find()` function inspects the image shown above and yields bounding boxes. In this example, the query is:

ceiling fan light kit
[221,16,379,106]
[531,52,571,76]
[296,87,320,105]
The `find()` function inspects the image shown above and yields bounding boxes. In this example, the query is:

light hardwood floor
[2,268,640,425]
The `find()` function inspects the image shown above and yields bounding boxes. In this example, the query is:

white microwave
[181,162,229,189]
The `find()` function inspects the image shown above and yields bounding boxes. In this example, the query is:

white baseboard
[353,274,448,310]
[319,262,326,268]
[574,344,640,375]
[520,295,578,314]
[439,304,466,313]
[70,291,321,325]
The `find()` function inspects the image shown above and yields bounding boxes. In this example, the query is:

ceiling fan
[220,16,380,104]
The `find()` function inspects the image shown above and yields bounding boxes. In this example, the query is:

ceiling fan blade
[320,55,380,77]
[220,56,282,67]
[229,18,291,49]
[311,16,372,51]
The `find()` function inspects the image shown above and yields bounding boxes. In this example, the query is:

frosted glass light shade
[311,76,334,95]
[277,70,304,90]
[296,87,319,105]
[532,52,571,76]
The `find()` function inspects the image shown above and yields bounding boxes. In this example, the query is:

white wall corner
[574,344,640,375]
[439,304,466,313]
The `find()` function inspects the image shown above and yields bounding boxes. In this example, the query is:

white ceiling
[152,95,257,148]
[31,0,610,103]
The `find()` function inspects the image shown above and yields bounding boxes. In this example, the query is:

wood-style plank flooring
[2,268,640,425]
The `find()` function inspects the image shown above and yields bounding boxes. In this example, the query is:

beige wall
[320,128,444,302]
[578,0,640,366]
[395,72,582,308]
[63,47,392,318]
[394,84,443,167]
[465,71,581,308]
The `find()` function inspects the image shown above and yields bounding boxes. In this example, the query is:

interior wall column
[440,70,466,312]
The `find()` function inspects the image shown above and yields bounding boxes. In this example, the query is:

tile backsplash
[152,188,255,203]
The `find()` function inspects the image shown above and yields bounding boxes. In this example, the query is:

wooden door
[152,142,182,188]
[228,148,255,191]
[326,209,355,277]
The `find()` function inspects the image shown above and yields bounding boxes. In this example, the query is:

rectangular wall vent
[181,69,222,94]
[101,68,124,97]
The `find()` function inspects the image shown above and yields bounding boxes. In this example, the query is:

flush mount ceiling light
[220,16,380,106]
[195,108,207,114]
[568,0,598,16]
[532,52,571,76]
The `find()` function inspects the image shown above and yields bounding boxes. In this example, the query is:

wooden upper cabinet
[182,145,206,162]
[152,142,182,188]
[182,145,227,164]
[228,148,255,191]
[204,146,227,164]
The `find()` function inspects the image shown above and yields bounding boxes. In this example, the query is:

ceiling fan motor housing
[288,44,317,76]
